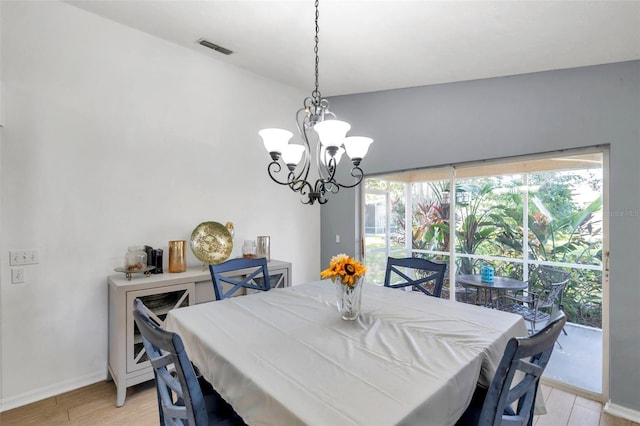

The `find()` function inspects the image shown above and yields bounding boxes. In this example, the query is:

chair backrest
[132,299,208,426]
[530,266,572,310]
[209,257,271,300]
[478,311,567,426]
[537,282,567,310]
[383,256,447,298]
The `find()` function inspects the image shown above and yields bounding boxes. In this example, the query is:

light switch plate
[9,250,39,265]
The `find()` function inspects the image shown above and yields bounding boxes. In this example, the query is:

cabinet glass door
[269,270,287,289]
[126,284,193,372]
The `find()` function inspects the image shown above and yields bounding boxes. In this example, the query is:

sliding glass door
[360,149,605,397]
[362,179,406,285]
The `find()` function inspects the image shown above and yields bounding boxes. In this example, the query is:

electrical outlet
[9,250,39,265]
[11,268,25,284]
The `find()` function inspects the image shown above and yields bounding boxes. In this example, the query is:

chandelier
[258,0,373,205]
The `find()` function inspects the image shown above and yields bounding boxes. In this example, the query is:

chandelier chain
[312,0,320,103]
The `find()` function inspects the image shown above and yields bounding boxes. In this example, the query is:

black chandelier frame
[265,0,366,205]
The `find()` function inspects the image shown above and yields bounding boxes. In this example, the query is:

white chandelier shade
[313,120,351,149]
[343,136,374,164]
[281,144,306,168]
[258,128,293,158]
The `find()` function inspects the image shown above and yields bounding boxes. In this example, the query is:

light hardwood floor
[1,380,638,426]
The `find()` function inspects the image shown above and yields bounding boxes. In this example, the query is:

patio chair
[384,257,447,298]
[456,311,567,426]
[209,257,271,300]
[498,266,571,334]
[132,299,246,425]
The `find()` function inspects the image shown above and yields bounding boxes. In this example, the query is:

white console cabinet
[107,259,291,407]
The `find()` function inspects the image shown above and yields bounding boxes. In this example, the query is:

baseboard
[540,377,603,402]
[0,371,107,412]
[604,401,640,423]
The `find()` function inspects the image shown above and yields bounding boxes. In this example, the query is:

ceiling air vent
[196,38,233,55]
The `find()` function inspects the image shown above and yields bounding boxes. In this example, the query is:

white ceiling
[66,0,640,96]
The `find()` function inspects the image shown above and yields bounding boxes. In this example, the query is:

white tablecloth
[165,280,527,426]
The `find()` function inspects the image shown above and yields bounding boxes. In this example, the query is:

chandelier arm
[302,96,315,111]
[320,155,339,183]
[267,161,295,187]
[335,166,365,189]
[298,181,319,205]
[300,196,315,205]
[310,179,329,205]
[315,135,331,180]
[313,179,326,197]
[324,181,341,195]
[294,108,312,184]
[289,177,309,193]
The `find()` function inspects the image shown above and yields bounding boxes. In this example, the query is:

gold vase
[168,240,187,273]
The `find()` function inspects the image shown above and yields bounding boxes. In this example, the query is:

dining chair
[456,311,567,426]
[132,299,246,426]
[383,256,447,298]
[497,266,571,333]
[209,257,271,300]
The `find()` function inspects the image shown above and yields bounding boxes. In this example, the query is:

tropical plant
[562,269,603,328]
[395,182,449,252]
[496,191,603,326]
[454,183,506,274]
[412,183,450,252]
[408,181,513,273]
[528,195,602,263]
[403,175,603,326]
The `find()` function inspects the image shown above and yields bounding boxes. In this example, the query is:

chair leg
[559,305,568,335]
[557,326,567,349]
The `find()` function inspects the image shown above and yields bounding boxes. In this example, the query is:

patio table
[456,274,528,307]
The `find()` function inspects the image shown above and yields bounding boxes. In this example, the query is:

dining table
[164,280,528,426]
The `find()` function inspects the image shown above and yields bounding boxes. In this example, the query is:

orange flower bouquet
[321,254,367,320]
[320,254,367,286]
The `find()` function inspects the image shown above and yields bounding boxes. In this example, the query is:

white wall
[0,1,320,409]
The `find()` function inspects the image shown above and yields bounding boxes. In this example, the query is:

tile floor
[544,322,603,394]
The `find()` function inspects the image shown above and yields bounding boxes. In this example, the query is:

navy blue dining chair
[455,311,567,426]
[384,256,447,298]
[209,257,271,300]
[132,299,245,425]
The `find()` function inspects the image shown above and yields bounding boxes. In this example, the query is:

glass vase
[336,277,364,321]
